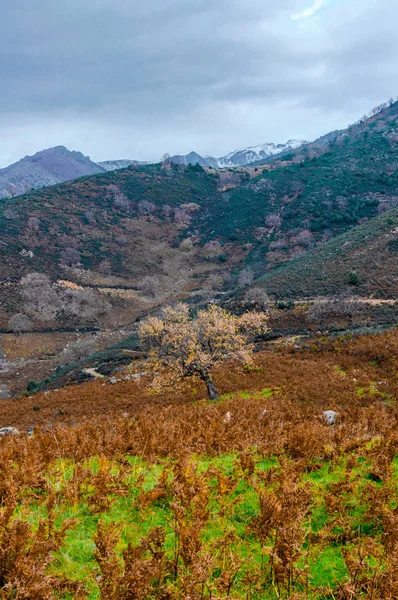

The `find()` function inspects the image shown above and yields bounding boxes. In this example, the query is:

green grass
[12,446,398,598]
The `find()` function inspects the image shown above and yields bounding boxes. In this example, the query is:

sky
[0,0,396,167]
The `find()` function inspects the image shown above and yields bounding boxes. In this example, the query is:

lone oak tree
[139,303,269,400]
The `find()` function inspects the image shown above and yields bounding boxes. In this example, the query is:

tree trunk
[199,369,220,400]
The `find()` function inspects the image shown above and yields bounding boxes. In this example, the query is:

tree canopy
[139,303,269,399]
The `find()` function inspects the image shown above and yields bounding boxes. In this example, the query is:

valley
[0,98,398,599]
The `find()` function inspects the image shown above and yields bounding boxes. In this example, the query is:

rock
[223,411,232,424]
[0,385,12,400]
[110,377,117,384]
[259,409,268,420]
[0,427,20,437]
[323,410,337,425]
[26,426,34,436]
[131,372,146,380]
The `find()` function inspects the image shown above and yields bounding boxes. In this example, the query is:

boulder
[323,410,337,425]
[0,427,19,437]
[223,411,232,424]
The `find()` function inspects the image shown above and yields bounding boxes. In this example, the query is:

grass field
[0,329,398,597]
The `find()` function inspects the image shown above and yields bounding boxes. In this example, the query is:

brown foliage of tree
[139,304,269,399]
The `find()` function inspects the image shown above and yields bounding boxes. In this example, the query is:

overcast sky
[0,0,396,167]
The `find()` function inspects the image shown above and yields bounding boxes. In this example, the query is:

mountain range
[2,99,397,201]
[0,99,397,328]
[168,140,307,168]
[0,146,105,199]
[0,139,308,199]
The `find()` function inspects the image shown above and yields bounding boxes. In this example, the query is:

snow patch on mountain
[217,140,307,167]
[169,139,308,169]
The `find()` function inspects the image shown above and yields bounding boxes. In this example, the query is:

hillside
[1,100,398,332]
[202,100,398,273]
[0,146,105,198]
[241,208,398,299]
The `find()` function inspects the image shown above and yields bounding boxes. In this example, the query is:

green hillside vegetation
[0,163,221,281]
[1,101,398,297]
[250,209,398,299]
[204,102,398,272]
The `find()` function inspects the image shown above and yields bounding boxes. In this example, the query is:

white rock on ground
[323,410,337,425]
[223,412,232,424]
[0,427,20,437]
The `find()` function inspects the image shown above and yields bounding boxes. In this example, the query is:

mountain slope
[200,100,398,272]
[1,100,398,328]
[218,139,307,167]
[166,152,219,168]
[169,140,307,168]
[0,146,105,198]
[99,159,147,171]
[243,208,398,299]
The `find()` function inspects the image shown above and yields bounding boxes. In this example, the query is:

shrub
[349,271,360,285]
[8,313,33,334]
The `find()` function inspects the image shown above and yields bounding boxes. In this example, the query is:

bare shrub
[244,287,272,312]
[137,276,160,299]
[59,338,98,365]
[3,207,19,220]
[179,238,194,252]
[8,313,33,334]
[203,240,222,258]
[114,192,131,209]
[295,229,314,248]
[180,202,201,213]
[173,207,191,228]
[84,210,96,224]
[97,260,112,275]
[205,274,227,293]
[238,267,254,287]
[60,247,81,268]
[60,289,111,324]
[138,200,155,216]
[27,216,40,231]
[254,227,268,241]
[265,213,282,229]
[307,298,366,328]
[161,204,172,221]
[20,273,60,322]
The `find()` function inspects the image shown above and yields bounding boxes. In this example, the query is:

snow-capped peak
[217,139,307,167]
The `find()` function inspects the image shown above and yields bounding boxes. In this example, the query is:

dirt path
[295,297,397,306]
[82,368,105,379]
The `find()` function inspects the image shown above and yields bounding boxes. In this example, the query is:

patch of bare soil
[0,329,130,395]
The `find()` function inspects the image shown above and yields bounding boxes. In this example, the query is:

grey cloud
[0,0,396,165]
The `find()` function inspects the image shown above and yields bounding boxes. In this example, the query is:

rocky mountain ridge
[0,146,105,198]
[169,139,308,168]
